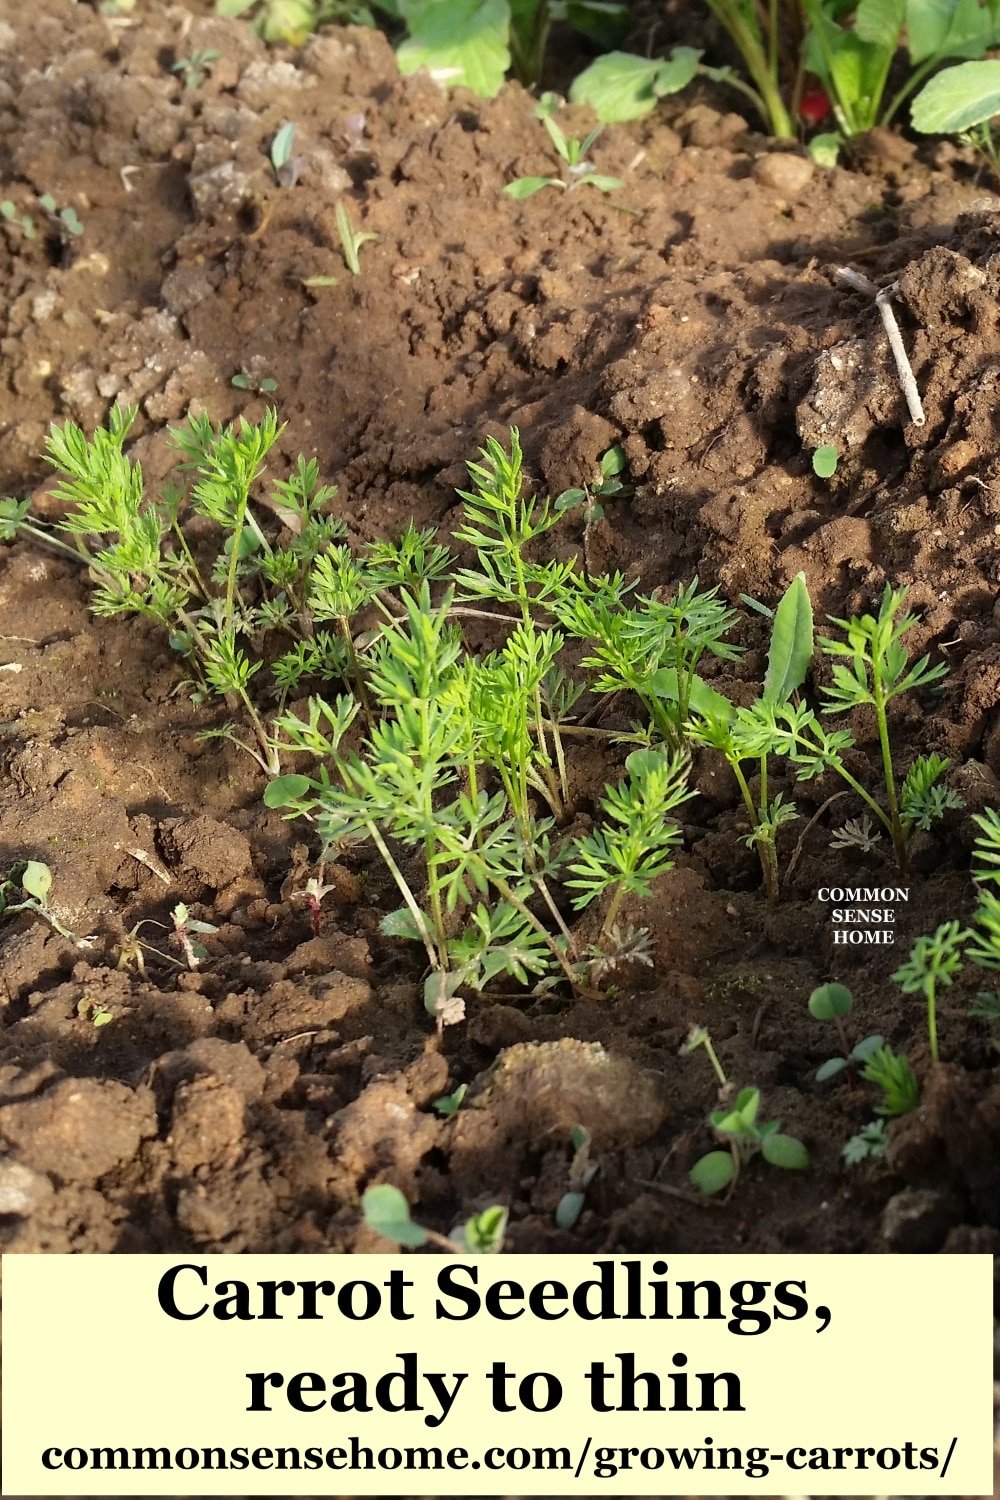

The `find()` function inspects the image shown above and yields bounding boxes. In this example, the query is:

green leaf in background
[855,0,906,51]
[911,58,1000,131]
[563,0,629,48]
[907,0,999,65]
[263,773,312,807]
[569,52,662,121]
[397,0,511,97]
[361,1184,429,1246]
[653,46,703,97]
[763,572,813,706]
[260,0,315,42]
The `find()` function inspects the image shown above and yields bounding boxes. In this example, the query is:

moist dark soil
[3,0,1000,1266]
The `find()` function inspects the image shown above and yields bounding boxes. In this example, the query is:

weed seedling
[689,1086,809,1197]
[860,1043,920,1117]
[38,194,83,238]
[808,982,883,1084]
[504,112,622,198]
[231,370,278,395]
[812,444,838,478]
[334,200,377,275]
[0,860,81,943]
[555,1125,599,1230]
[171,903,219,970]
[172,49,220,88]
[1,200,37,239]
[820,587,959,868]
[362,1184,507,1253]
[842,1118,889,1165]
[892,922,969,1065]
[270,122,302,188]
[681,1024,729,1094]
[433,1084,468,1117]
[687,572,812,900]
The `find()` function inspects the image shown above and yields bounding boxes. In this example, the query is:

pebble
[752,152,814,198]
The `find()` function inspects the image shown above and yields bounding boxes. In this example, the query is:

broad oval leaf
[855,0,905,51]
[361,1184,429,1246]
[397,0,511,98]
[21,861,52,902]
[503,176,558,198]
[380,906,427,941]
[649,667,735,722]
[761,1133,811,1170]
[764,572,814,705]
[911,59,1000,133]
[852,1032,886,1062]
[555,1189,586,1229]
[812,443,839,478]
[689,1150,735,1195]
[653,45,703,96]
[264,773,312,808]
[569,51,663,121]
[816,1056,848,1082]
[808,980,853,1019]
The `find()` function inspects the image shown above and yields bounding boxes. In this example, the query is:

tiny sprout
[812,444,839,478]
[270,122,301,187]
[682,1024,728,1092]
[433,1084,468,1117]
[842,1118,888,1165]
[892,921,969,1065]
[38,194,84,237]
[172,49,220,88]
[171,902,219,970]
[504,114,622,199]
[334,200,377,276]
[362,1184,507,1253]
[861,1044,919,1117]
[0,859,82,943]
[689,1086,809,1197]
[231,370,278,394]
[1,200,37,239]
[555,1125,599,1230]
[808,982,883,1083]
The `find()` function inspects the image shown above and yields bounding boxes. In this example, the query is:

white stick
[833,266,926,427]
[875,283,926,426]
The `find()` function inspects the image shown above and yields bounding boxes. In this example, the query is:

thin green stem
[365,821,441,971]
[926,977,939,1065]
[872,672,906,869]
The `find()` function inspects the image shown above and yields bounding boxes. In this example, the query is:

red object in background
[799,84,832,126]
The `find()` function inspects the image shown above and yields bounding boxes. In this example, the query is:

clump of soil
[3,0,1000,1258]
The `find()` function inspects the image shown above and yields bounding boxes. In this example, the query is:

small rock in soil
[150,1037,266,1105]
[169,1077,246,1173]
[161,815,254,889]
[0,1078,155,1183]
[880,1186,963,1251]
[752,152,814,198]
[0,1159,53,1216]
[471,1039,666,1148]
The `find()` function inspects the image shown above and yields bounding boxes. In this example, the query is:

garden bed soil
[3,0,1000,1264]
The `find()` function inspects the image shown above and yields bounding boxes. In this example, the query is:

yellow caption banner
[2,1253,993,1495]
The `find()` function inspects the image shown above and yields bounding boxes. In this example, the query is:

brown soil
[3,0,1000,1267]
